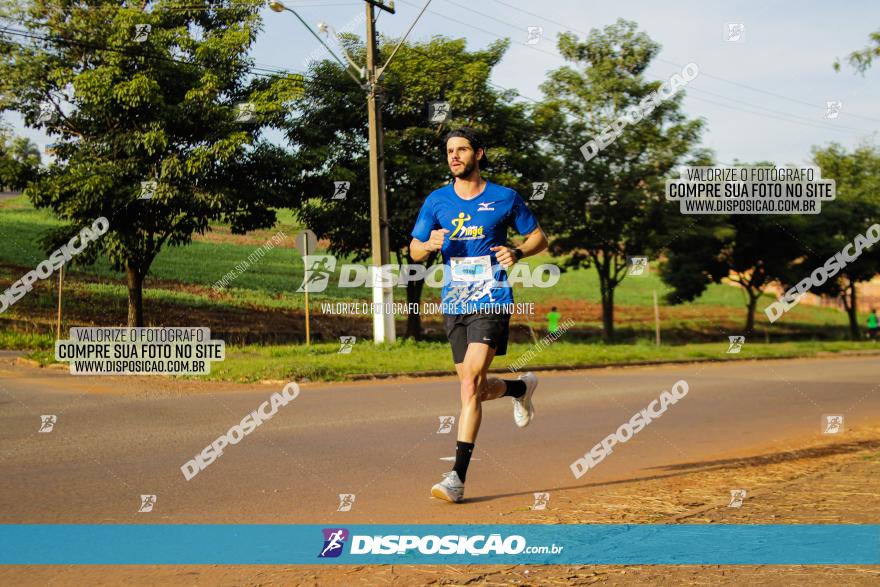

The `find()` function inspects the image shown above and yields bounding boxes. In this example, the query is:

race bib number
[450,255,492,282]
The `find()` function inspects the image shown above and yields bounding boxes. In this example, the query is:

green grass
[5,193,872,381]
[24,338,878,382]
[0,195,307,293]
[209,339,880,382]
[0,191,856,357]
[0,194,851,323]
[0,330,54,351]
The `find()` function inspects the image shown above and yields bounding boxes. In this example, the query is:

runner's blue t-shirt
[410,180,539,315]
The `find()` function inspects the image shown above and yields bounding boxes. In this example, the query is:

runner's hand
[490,245,516,269]
[427,229,450,252]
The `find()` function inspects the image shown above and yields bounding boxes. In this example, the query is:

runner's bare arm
[490,226,548,268]
[410,229,450,262]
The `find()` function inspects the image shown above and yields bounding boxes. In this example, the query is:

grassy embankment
[2,194,873,381]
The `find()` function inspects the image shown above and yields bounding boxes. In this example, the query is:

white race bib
[450,255,492,282]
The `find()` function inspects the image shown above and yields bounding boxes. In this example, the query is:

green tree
[784,144,880,339]
[288,35,548,338]
[0,0,302,325]
[9,135,41,167]
[0,125,40,190]
[834,28,880,73]
[660,187,804,334]
[535,19,704,341]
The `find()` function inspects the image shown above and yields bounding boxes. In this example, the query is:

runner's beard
[450,158,476,178]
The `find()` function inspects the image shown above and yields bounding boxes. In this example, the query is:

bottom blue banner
[1,524,878,565]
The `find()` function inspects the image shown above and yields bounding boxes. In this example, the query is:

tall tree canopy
[0,124,40,190]
[660,184,804,335]
[834,27,880,73]
[0,0,302,325]
[781,144,880,339]
[288,35,548,338]
[535,19,704,341]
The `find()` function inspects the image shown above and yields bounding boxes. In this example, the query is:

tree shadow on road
[463,438,880,504]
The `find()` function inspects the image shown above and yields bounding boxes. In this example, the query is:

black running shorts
[444,312,511,364]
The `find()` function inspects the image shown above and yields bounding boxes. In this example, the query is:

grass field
[0,193,862,369]
[0,194,850,313]
[22,336,879,382]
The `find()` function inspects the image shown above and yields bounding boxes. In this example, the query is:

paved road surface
[1,355,878,524]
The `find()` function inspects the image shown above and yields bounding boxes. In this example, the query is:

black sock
[453,441,475,482]
[502,379,527,398]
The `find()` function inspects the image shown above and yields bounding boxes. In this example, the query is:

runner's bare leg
[455,342,508,443]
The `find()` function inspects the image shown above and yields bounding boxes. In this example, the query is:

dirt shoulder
[2,424,879,585]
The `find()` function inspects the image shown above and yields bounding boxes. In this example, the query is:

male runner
[409,127,549,503]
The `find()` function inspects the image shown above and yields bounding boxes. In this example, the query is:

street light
[270,0,432,345]
[317,21,366,80]
[267,1,366,88]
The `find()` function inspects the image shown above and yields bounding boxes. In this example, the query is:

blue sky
[6,0,880,166]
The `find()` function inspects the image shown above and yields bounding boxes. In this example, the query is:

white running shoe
[431,471,464,503]
[512,372,538,428]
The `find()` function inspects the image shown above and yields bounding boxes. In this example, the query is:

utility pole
[653,289,661,346]
[271,0,431,345]
[56,265,63,340]
[364,0,395,344]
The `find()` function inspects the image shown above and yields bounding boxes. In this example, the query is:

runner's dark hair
[444,127,490,167]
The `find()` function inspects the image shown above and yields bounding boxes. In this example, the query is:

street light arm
[273,3,368,89]
[376,0,433,79]
[325,23,366,79]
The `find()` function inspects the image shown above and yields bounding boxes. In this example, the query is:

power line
[161,1,363,9]
[396,0,558,59]
[686,93,869,137]
[9,8,868,141]
[485,0,557,29]
[4,5,543,111]
[483,0,880,125]
[441,0,533,40]
[692,69,880,125]
[377,32,541,105]
[487,80,539,103]
[685,87,867,135]
[402,0,879,134]
[405,0,871,133]
[390,1,876,160]
[391,1,544,103]
[0,24,317,87]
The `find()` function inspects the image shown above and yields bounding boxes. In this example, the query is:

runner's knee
[459,371,484,403]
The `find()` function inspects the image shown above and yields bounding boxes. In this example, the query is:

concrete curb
[10,348,880,383]
[347,349,880,381]
[14,356,40,368]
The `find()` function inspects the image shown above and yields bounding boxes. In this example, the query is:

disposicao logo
[319,528,349,558]
[316,529,563,557]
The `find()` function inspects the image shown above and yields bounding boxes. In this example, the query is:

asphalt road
[1,354,878,524]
